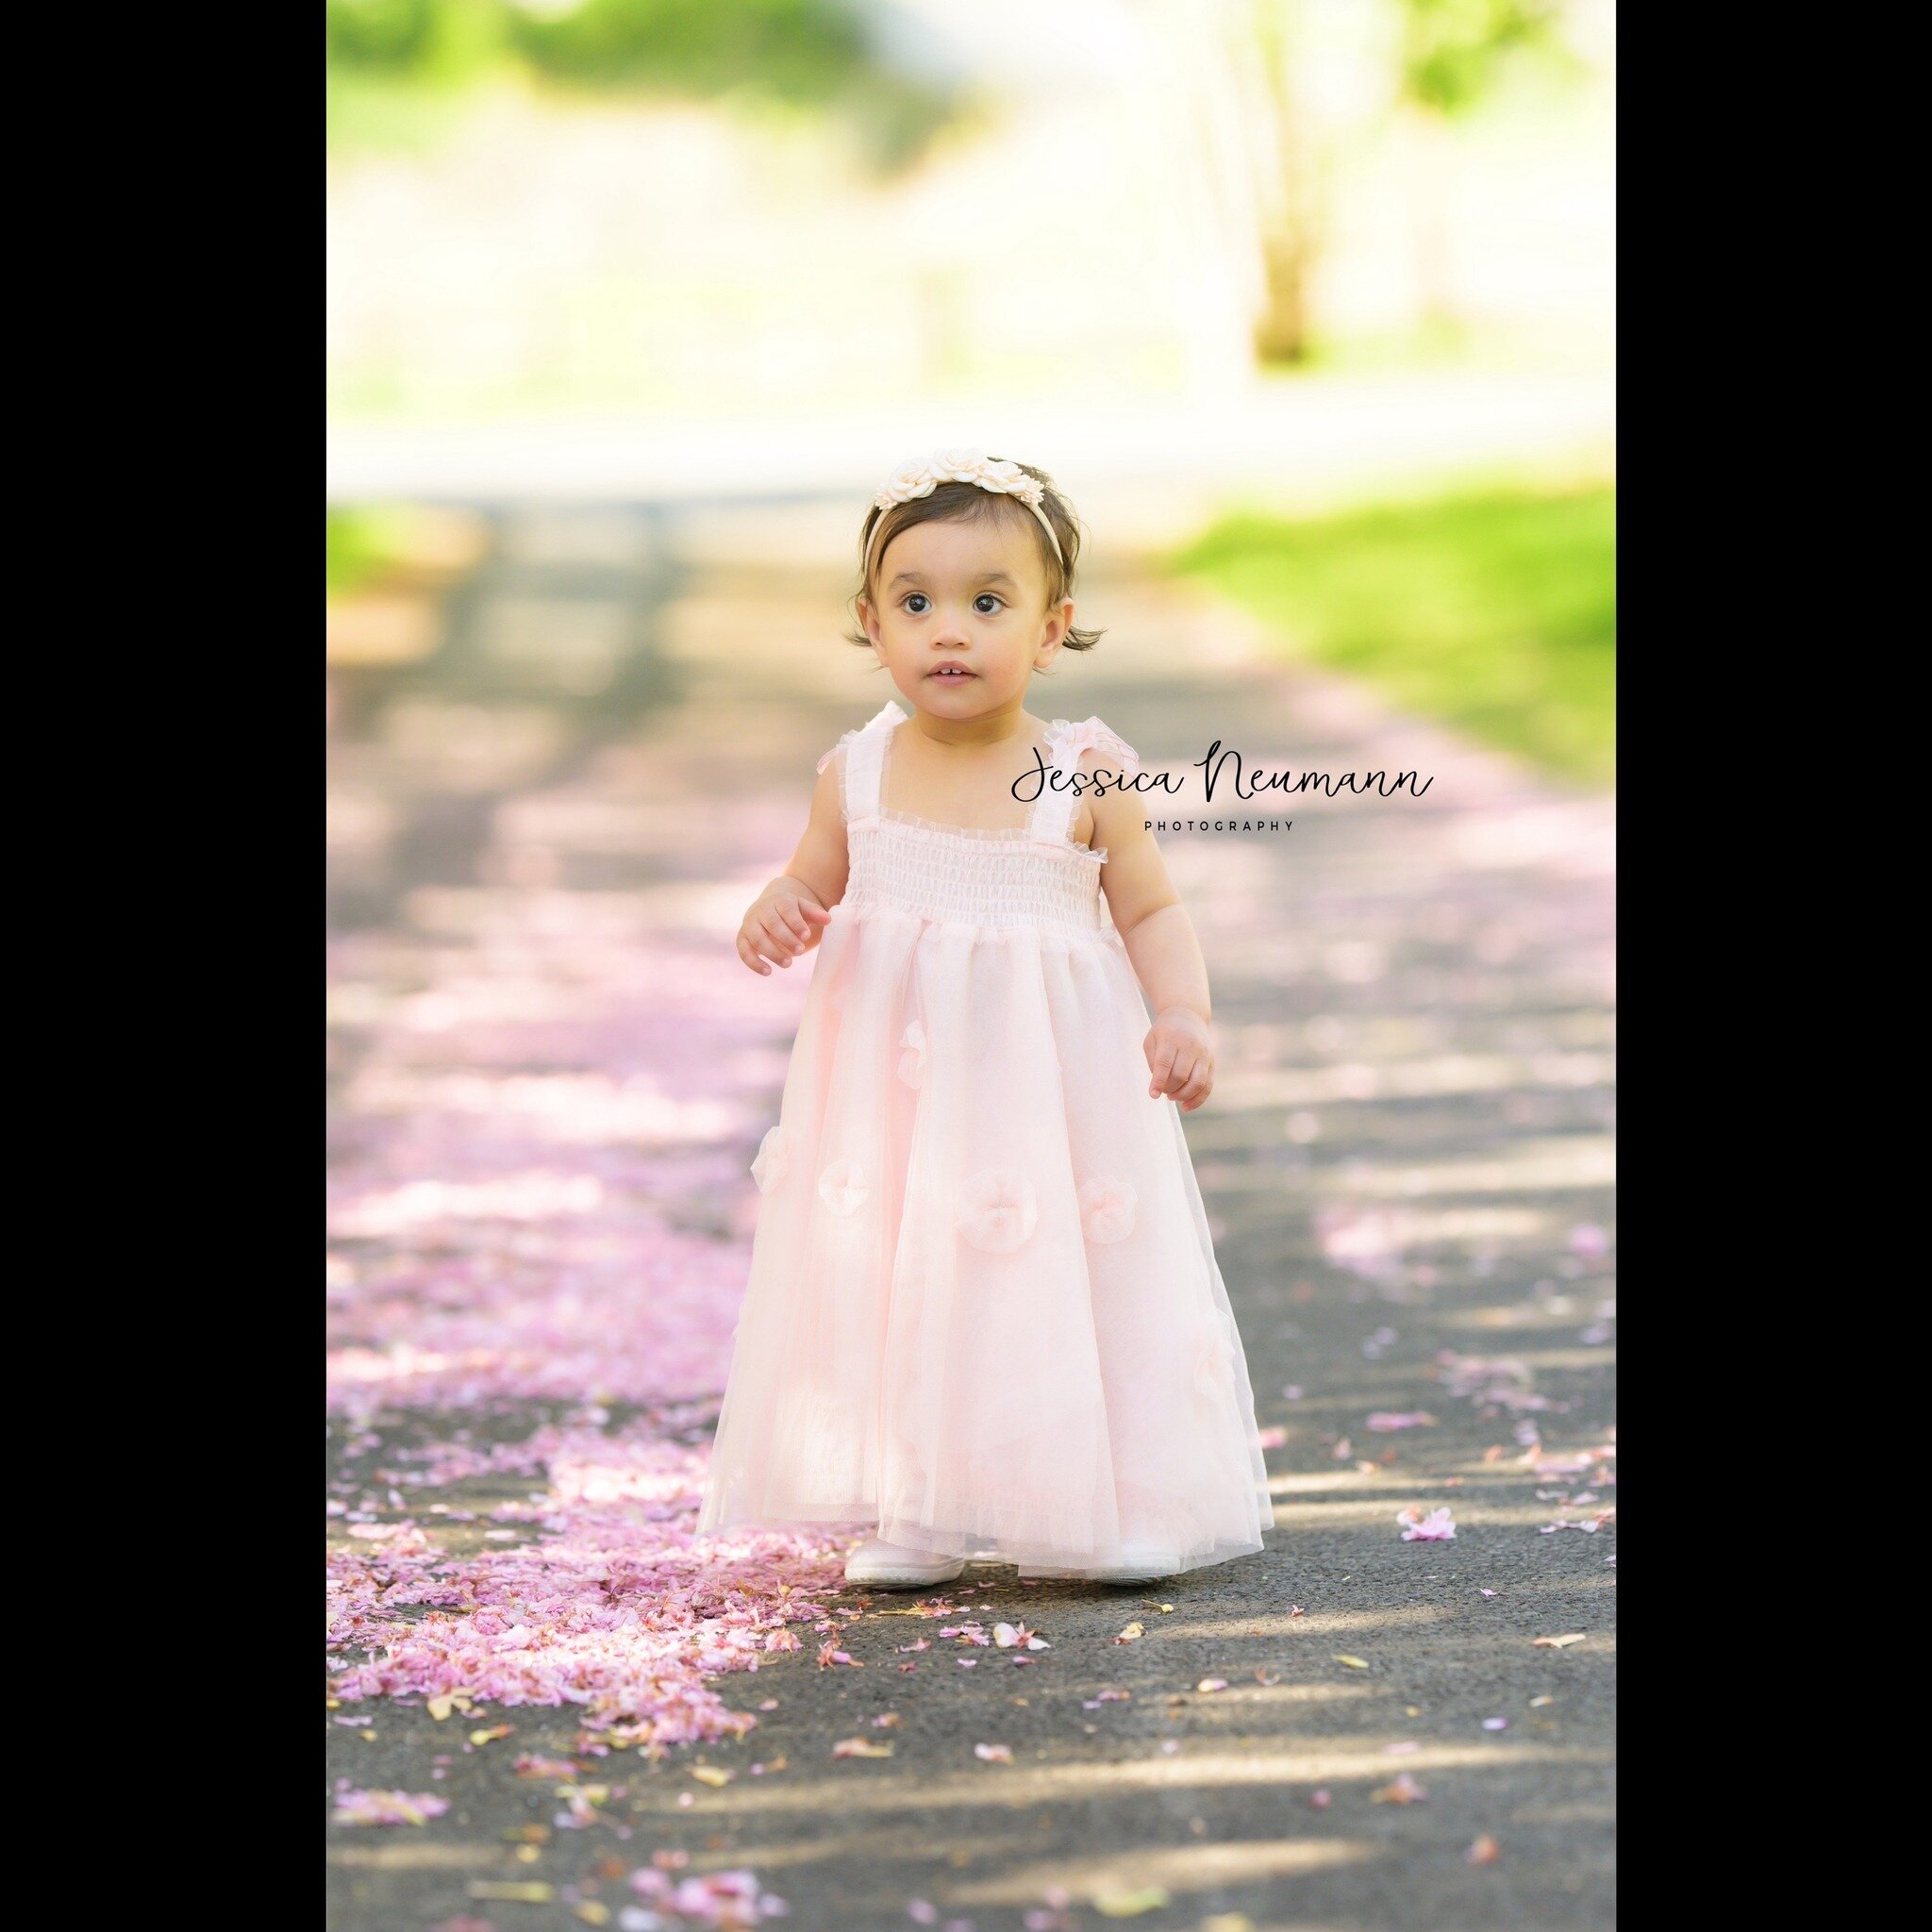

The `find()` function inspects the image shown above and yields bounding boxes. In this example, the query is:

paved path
[327,505,1614,1932]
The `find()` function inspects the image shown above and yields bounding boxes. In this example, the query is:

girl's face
[858,511,1072,716]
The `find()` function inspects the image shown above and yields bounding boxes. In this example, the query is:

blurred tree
[1243,0,1322,366]
[1397,0,1563,114]
[326,0,508,82]
[507,0,865,103]
[1394,0,1575,331]
[1224,0,1579,365]
[326,0,955,169]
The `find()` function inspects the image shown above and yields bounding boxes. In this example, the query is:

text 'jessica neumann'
[1011,740,1435,829]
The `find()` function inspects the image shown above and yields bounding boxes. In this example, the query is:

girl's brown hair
[847,460,1102,658]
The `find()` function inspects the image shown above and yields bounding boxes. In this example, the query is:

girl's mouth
[928,666,976,680]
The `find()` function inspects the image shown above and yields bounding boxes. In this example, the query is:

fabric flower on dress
[955,1168,1039,1254]
[1190,1315,1232,1404]
[897,1021,926,1090]
[1050,717,1141,778]
[750,1124,790,1194]
[1077,1174,1137,1244]
[818,1158,869,1217]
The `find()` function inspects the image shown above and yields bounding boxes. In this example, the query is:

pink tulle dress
[696,700,1274,1575]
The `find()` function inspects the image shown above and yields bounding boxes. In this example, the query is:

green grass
[1172,482,1615,785]
[327,506,420,600]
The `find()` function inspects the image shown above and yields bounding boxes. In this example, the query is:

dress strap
[816,699,906,824]
[1026,716,1141,846]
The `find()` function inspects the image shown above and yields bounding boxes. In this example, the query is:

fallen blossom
[1307,1789,1332,1808]
[1256,1426,1288,1449]
[332,1784,450,1826]
[515,1754,580,1780]
[1371,1773,1428,1804]
[1196,1678,1229,1693]
[1482,1718,1507,1731]
[628,1864,789,1926]
[1467,1834,1502,1865]
[1113,1623,1144,1644]
[974,1742,1014,1763]
[1366,1412,1437,1431]
[817,1644,861,1669]
[992,1623,1049,1651]
[1396,1506,1456,1542]
[831,1738,893,1759]
[1533,1633,1587,1649]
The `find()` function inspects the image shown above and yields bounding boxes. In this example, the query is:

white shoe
[1076,1543,1182,1585]
[843,1538,966,1590]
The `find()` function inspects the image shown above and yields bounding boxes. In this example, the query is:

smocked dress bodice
[817,702,1140,940]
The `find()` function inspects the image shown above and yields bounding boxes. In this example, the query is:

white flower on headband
[874,449,1044,511]
[878,458,939,507]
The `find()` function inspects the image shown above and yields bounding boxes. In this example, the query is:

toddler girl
[696,450,1274,1588]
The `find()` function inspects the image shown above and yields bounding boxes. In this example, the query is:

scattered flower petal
[1371,1773,1428,1804]
[332,1786,450,1827]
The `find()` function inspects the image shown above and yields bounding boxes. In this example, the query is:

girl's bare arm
[737,755,851,975]
[1091,769,1217,1111]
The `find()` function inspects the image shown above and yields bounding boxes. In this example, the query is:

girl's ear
[1036,597,1074,666]
[857,595,884,650]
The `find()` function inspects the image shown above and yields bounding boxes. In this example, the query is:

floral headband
[862,448,1065,579]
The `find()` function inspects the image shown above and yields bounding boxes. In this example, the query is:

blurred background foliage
[325,0,960,167]
[1175,480,1614,782]
[1395,0,1574,113]
[327,1,1615,784]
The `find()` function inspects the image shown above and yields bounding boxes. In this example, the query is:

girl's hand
[1144,1007,1215,1112]
[738,889,832,974]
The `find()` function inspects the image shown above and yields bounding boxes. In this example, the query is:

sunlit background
[327,7,1614,1927]
[327,0,1614,786]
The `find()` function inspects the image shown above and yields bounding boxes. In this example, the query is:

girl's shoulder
[1041,715,1141,777]
[816,700,906,775]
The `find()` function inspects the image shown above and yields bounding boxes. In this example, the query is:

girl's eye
[904,593,930,614]
[973,593,1004,614]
